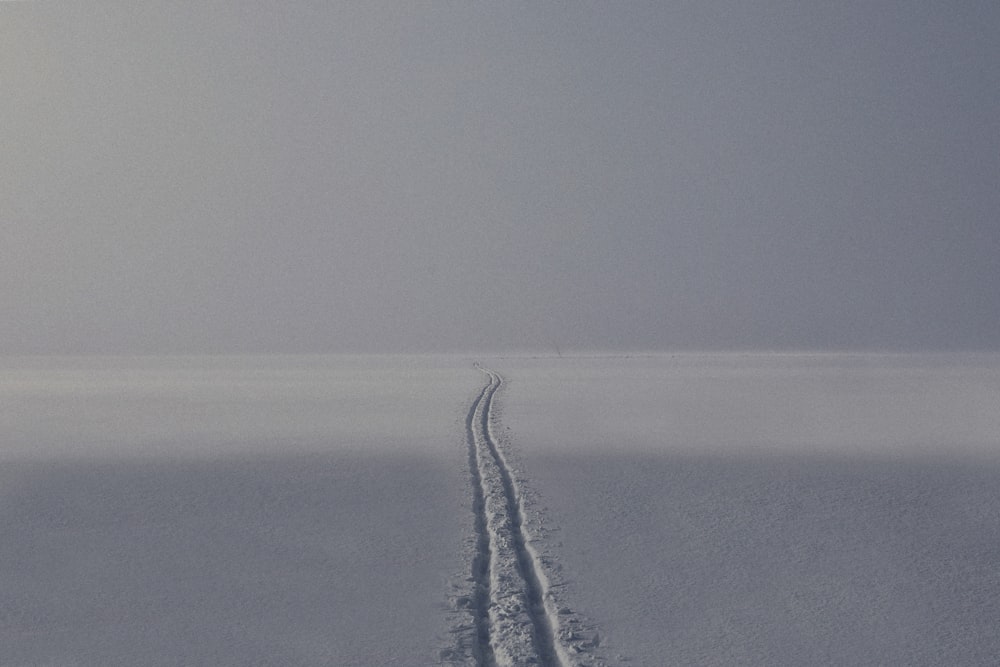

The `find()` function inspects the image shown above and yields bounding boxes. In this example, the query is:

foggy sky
[3,2,999,354]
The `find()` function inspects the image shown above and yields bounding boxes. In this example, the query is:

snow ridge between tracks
[467,367,571,666]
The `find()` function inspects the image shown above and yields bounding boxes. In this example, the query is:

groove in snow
[465,366,571,667]
[465,378,495,665]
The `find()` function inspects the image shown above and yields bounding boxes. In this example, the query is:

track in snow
[464,367,570,667]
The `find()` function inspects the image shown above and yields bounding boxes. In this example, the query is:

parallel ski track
[466,366,569,667]
[466,378,495,665]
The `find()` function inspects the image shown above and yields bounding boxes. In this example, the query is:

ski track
[465,366,572,667]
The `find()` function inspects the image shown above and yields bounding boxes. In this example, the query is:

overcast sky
[3,2,998,354]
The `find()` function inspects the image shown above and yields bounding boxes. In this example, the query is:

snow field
[493,353,1000,665]
[3,353,999,665]
[0,356,476,666]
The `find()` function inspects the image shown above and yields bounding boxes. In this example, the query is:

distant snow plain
[2,353,999,665]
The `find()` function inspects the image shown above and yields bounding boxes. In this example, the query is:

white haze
[2,3,999,355]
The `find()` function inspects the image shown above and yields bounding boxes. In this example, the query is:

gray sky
[3,2,999,354]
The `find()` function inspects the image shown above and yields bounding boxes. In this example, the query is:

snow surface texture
[0,356,476,666]
[495,353,1000,665]
[449,367,576,666]
[3,353,1000,665]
